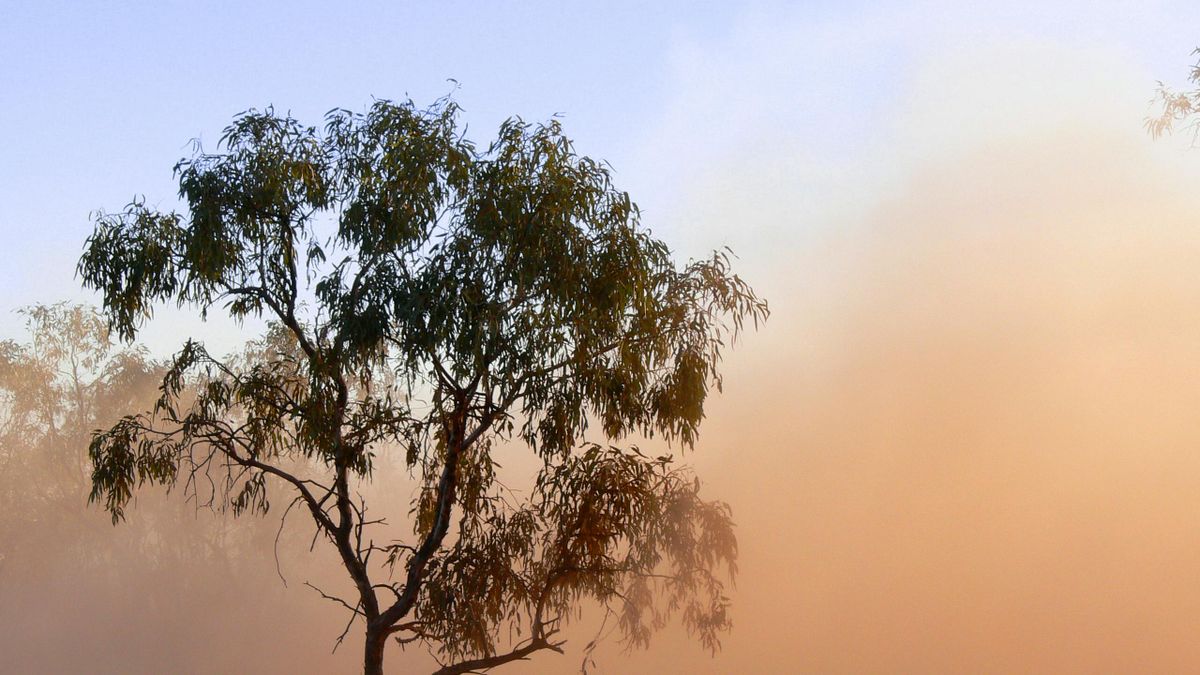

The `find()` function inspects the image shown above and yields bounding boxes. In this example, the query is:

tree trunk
[364,624,386,675]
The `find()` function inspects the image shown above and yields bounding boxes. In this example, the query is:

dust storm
[7,42,1200,674]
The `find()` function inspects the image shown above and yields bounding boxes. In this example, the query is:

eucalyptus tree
[79,97,767,674]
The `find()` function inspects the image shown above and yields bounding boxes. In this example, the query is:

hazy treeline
[0,304,355,673]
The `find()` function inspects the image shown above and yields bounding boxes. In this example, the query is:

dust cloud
[599,126,1200,671]
[8,47,1200,675]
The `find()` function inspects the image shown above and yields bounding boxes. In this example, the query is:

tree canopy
[78,96,767,674]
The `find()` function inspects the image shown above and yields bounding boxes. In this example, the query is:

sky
[0,1,1193,318]
[1,0,1198,351]
[7,1,1200,673]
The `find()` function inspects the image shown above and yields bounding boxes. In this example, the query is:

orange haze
[9,49,1200,675]
[603,125,1200,672]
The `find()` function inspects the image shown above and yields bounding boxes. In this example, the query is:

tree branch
[430,636,564,675]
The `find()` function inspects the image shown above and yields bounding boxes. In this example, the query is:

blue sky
[0,1,741,348]
[2,0,1200,355]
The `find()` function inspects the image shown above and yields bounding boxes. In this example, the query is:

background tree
[0,304,155,579]
[79,97,767,675]
[0,304,307,673]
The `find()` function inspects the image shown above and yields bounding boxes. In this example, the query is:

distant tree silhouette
[78,97,767,674]
[0,304,295,672]
[0,304,156,576]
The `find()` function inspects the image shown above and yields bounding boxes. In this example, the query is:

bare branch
[430,636,565,675]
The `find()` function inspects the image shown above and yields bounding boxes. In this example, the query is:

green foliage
[78,96,766,673]
[417,444,736,664]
